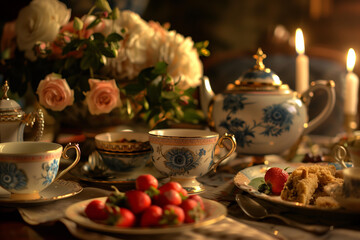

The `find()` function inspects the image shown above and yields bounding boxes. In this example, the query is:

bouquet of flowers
[1,0,209,128]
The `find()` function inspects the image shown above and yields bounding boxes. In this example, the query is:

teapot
[200,48,335,155]
[0,81,44,142]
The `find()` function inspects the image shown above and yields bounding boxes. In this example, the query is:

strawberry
[136,174,158,191]
[84,199,108,221]
[159,205,185,226]
[188,194,204,210]
[179,187,188,199]
[155,189,182,207]
[159,181,183,193]
[259,167,289,195]
[125,190,151,214]
[140,205,163,227]
[106,206,136,227]
[181,199,205,223]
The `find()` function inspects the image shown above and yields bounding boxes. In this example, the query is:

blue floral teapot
[200,48,336,155]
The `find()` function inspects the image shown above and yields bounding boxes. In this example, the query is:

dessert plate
[0,179,83,207]
[65,197,227,234]
[233,163,350,212]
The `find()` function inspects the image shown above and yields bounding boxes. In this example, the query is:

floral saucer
[70,163,167,185]
[0,179,82,207]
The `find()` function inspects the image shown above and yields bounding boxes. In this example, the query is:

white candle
[344,48,359,115]
[295,28,309,94]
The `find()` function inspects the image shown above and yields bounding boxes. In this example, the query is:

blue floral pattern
[163,147,201,175]
[0,163,27,190]
[220,94,295,148]
[41,159,59,185]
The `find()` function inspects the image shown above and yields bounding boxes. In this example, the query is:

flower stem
[89,67,94,78]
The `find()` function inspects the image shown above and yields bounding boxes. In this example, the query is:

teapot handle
[23,108,44,141]
[302,80,336,135]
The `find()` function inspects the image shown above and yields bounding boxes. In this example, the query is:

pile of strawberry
[84,174,205,228]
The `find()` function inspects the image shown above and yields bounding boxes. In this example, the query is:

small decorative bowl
[97,149,151,172]
[95,132,150,153]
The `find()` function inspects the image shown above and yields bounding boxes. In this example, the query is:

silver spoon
[235,194,333,235]
[86,151,109,177]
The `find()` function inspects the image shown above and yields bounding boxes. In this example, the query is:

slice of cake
[281,165,343,206]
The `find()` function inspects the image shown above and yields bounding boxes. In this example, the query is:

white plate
[233,163,350,212]
[65,197,227,235]
[0,179,83,206]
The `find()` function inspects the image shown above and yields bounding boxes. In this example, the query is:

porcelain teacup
[0,141,81,200]
[149,129,236,193]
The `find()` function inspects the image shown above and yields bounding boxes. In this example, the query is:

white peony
[15,0,71,61]
[103,10,203,87]
[159,31,203,88]
[104,10,154,80]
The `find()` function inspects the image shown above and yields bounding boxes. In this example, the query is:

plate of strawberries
[65,174,227,234]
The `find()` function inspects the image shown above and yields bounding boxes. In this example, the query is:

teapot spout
[199,76,215,115]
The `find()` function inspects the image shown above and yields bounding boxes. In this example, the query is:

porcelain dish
[234,163,360,213]
[65,196,227,234]
[0,179,82,206]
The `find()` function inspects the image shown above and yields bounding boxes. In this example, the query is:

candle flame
[295,28,305,54]
[347,48,356,72]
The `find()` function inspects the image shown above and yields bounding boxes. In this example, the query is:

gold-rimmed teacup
[0,142,81,200]
[149,129,236,193]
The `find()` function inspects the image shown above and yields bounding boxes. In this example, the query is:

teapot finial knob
[253,48,267,71]
[1,81,9,100]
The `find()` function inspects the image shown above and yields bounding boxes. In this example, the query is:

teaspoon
[235,194,333,235]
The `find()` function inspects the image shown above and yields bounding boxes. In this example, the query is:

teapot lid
[226,48,290,92]
[0,81,24,121]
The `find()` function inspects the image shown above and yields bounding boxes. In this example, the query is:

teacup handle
[54,143,81,181]
[332,144,349,169]
[211,133,236,172]
[302,80,336,135]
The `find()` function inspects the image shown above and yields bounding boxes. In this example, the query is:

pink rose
[36,73,74,111]
[85,79,121,115]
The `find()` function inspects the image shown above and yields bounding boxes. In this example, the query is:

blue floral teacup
[149,129,236,193]
[0,142,80,200]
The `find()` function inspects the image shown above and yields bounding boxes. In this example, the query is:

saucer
[0,179,83,207]
[70,163,166,185]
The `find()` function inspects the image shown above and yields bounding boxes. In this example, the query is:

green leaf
[106,33,123,43]
[138,67,158,85]
[99,46,117,58]
[92,33,105,42]
[147,83,162,105]
[86,18,102,30]
[182,109,204,123]
[161,91,178,100]
[124,83,145,96]
[64,57,77,70]
[62,39,83,55]
[152,62,168,75]
[80,53,93,70]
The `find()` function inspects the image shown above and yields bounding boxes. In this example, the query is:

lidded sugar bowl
[0,81,44,142]
[200,48,336,155]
